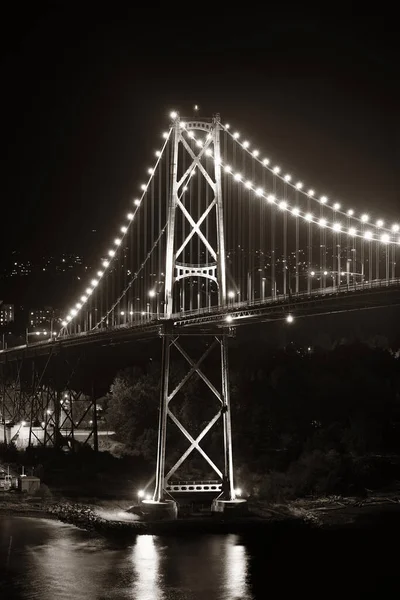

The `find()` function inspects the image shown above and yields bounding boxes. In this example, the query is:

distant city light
[286,314,294,323]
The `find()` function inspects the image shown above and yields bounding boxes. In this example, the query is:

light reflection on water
[0,517,253,600]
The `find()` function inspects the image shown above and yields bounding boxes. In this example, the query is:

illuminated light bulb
[120,226,127,233]
[347,209,354,216]
[120,311,125,316]
[141,311,146,316]
[308,189,315,196]
[286,314,294,323]
[361,214,369,223]
[71,309,77,316]
[255,188,264,196]
[66,316,72,322]
[381,233,390,243]
[188,131,194,139]
[127,213,134,220]
[273,166,281,174]
[81,295,87,302]
[86,287,93,295]
[267,194,276,203]
[148,168,153,174]
[320,196,328,204]
[170,111,177,119]
[225,315,233,323]
[224,165,231,172]
[324,271,328,276]
[162,132,168,139]
[180,121,186,128]
[196,139,203,147]
[245,180,252,189]
[262,158,270,166]
[145,494,151,501]
[348,227,356,236]
[252,149,259,157]
[140,184,147,191]
[205,148,212,156]
[130,311,133,315]
[234,488,242,496]
[376,219,384,228]
[233,132,240,139]
[284,174,291,182]
[190,170,196,177]
[61,320,67,327]
[183,186,188,191]
[134,199,141,206]
[97,270,103,277]
[364,230,372,240]
[279,200,287,210]
[243,140,250,148]
[296,181,303,189]
[91,279,98,287]
[108,249,115,257]
[333,202,341,210]
[149,290,156,298]
[305,213,313,222]
[228,291,235,298]
[155,150,161,157]
[114,238,121,245]
[292,207,300,216]
[392,224,400,232]
[76,303,82,309]
[234,173,242,181]
[319,218,327,227]
[102,260,109,268]
[225,123,230,129]
[310,271,315,276]
[333,223,342,231]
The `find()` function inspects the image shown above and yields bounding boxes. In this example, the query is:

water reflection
[1,517,253,600]
[224,535,249,599]
[131,535,164,600]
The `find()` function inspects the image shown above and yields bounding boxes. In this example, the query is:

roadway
[1,277,400,362]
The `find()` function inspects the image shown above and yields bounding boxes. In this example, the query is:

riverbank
[2,491,400,536]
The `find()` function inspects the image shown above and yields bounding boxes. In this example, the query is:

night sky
[1,8,399,268]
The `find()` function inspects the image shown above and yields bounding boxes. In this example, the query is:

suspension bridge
[1,111,400,515]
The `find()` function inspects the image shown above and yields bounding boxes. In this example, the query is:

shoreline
[2,494,400,536]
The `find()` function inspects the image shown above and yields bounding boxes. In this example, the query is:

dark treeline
[104,339,400,501]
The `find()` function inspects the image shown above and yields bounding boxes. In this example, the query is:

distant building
[29,306,62,328]
[0,302,14,326]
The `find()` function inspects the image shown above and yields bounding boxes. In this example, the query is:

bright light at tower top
[170,111,178,119]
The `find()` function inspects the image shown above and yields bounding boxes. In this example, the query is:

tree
[107,366,159,461]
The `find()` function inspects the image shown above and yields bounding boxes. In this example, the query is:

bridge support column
[147,325,245,519]
[154,327,171,502]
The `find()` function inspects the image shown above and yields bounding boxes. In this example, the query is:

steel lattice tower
[152,113,240,511]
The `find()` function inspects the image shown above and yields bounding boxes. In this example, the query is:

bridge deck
[1,278,400,362]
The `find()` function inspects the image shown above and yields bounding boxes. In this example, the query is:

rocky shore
[2,492,400,537]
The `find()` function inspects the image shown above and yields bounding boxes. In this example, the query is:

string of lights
[60,127,173,331]
[181,127,399,245]
[220,123,399,235]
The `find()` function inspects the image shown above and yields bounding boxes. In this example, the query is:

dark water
[1,514,400,599]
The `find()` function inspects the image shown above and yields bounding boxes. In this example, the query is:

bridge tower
[148,112,245,516]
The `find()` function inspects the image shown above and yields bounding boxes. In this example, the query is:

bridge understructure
[2,111,400,516]
[0,348,99,452]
